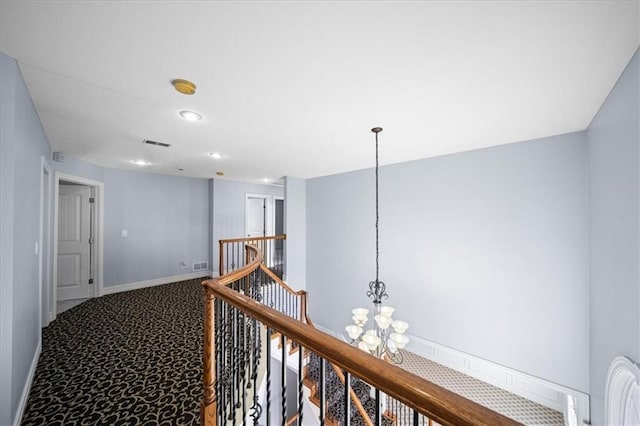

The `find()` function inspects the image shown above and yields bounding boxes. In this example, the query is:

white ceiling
[1,1,638,183]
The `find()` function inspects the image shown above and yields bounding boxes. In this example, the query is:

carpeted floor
[23,277,564,426]
[22,278,208,426]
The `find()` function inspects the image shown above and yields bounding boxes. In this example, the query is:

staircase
[304,351,396,426]
[202,242,522,426]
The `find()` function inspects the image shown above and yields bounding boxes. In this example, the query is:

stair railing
[218,235,286,277]
[202,245,521,426]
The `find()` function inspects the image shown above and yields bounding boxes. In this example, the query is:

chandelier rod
[372,127,382,285]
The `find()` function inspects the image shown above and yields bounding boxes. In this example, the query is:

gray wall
[211,179,284,274]
[0,52,52,425]
[284,177,306,290]
[52,156,211,287]
[103,169,210,286]
[306,132,590,392]
[53,154,104,182]
[588,49,639,424]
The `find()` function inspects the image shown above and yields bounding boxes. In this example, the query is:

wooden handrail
[216,248,262,286]
[219,234,287,244]
[259,263,300,296]
[202,277,521,426]
[218,235,286,276]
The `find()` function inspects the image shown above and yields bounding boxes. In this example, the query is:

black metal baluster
[249,317,262,424]
[413,409,419,425]
[319,357,325,426]
[220,302,228,423]
[235,300,241,414]
[266,327,272,426]
[297,345,304,426]
[375,388,381,426]
[241,310,247,424]
[215,299,223,424]
[281,335,287,426]
[230,304,237,422]
[344,371,351,426]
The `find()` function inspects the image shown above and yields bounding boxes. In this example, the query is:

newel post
[201,283,217,426]
[299,290,308,323]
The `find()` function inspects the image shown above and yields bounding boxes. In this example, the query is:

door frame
[52,172,104,321]
[244,193,285,238]
[39,156,52,327]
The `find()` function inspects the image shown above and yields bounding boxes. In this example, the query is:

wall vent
[143,139,171,148]
[193,261,208,272]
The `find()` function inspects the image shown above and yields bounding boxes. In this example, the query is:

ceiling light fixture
[209,152,223,159]
[261,178,270,183]
[131,159,150,166]
[345,127,409,364]
[179,110,202,122]
[172,79,197,95]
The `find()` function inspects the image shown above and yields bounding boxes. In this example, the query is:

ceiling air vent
[143,139,171,148]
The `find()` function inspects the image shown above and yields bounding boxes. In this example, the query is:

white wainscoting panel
[405,334,590,425]
[318,323,590,426]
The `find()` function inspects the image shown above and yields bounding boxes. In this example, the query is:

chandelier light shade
[345,127,409,364]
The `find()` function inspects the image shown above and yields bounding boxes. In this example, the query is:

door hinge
[89,197,95,203]
[89,278,94,284]
[89,237,94,244]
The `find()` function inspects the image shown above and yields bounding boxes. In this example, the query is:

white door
[57,184,92,301]
[246,196,267,238]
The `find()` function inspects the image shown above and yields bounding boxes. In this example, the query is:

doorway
[245,194,268,238]
[274,196,284,265]
[244,193,285,238]
[52,173,103,319]
[245,193,285,268]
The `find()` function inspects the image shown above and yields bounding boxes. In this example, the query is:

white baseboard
[14,339,41,426]
[405,334,590,425]
[317,323,590,425]
[102,271,214,295]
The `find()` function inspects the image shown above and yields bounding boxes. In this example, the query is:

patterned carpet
[22,278,208,426]
[400,351,564,425]
[23,277,564,425]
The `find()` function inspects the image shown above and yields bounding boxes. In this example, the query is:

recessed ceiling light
[261,178,270,183]
[208,152,223,159]
[132,159,150,166]
[179,110,202,121]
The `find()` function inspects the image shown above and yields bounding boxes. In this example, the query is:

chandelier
[345,127,409,364]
